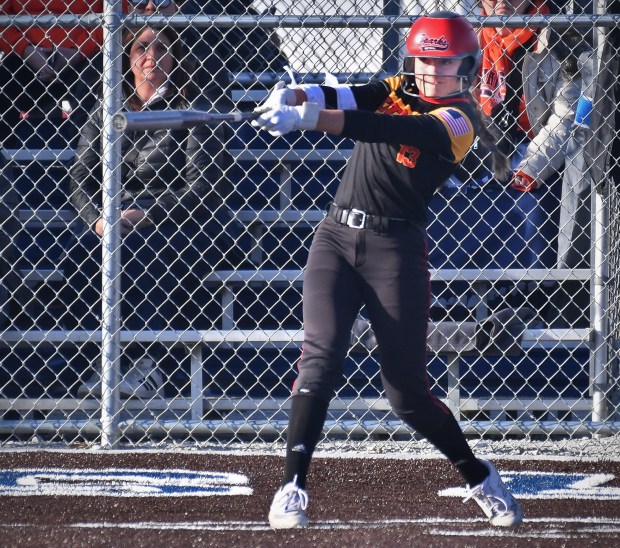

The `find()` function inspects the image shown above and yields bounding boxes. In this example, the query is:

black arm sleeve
[340,109,455,158]
[319,80,390,112]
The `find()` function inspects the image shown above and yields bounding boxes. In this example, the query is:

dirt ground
[0,450,618,547]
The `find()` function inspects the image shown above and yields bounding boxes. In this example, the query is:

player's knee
[392,396,451,437]
[394,408,426,431]
[391,394,448,425]
[292,357,342,402]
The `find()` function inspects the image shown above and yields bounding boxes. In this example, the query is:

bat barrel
[113,110,214,132]
[113,110,261,132]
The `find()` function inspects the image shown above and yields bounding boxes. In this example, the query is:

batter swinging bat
[113,110,262,132]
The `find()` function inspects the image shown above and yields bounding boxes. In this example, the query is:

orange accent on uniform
[378,93,414,117]
[396,145,421,168]
[377,82,422,167]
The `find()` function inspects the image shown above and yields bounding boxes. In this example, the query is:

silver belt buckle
[347,208,366,229]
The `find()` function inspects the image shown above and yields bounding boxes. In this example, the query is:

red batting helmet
[402,11,481,97]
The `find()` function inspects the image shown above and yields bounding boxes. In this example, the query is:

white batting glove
[252,102,321,136]
[254,81,297,113]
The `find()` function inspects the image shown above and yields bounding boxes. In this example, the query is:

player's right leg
[362,224,523,527]
[268,219,360,529]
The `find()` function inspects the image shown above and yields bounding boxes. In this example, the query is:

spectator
[125,0,289,100]
[557,46,595,270]
[477,0,587,186]
[474,0,593,322]
[0,0,103,148]
[507,28,591,194]
[62,25,234,398]
[543,45,596,327]
[478,0,548,160]
[123,0,230,104]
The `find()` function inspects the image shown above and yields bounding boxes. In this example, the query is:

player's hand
[510,171,538,192]
[94,217,136,237]
[121,209,151,233]
[252,105,302,135]
[252,102,320,136]
[254,81,297,113]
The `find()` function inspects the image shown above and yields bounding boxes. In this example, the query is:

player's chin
[421,84,440,96]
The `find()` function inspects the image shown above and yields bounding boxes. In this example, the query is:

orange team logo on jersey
[377,84,421,169]
[396,145,421,168]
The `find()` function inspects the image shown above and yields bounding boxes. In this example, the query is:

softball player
[253,11,523,529]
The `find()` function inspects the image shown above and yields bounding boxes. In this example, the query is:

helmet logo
[416,33,449,52]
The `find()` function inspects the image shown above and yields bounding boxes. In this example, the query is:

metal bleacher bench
[5,210,592,420]
[1,137,593,423]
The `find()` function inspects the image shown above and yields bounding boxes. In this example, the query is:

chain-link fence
[0,1,618,448]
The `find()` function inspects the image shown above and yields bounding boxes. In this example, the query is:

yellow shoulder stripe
[430,107,475,162]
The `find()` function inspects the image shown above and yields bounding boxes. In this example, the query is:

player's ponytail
[467,93,512,182]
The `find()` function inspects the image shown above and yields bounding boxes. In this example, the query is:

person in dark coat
[64,25,234,398]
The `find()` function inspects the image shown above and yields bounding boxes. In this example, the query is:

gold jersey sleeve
[430,107,476,162]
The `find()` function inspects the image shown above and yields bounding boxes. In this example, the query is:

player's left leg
[362,225,523,527]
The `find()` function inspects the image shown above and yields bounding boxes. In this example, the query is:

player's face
[129,28,174,92]
[481,0,530,16]
[414,57,462,98]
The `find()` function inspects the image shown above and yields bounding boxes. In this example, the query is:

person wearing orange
[63,25,236,398]
[0,0,104,146]
[0,0,102,72]
[478,0,586,192]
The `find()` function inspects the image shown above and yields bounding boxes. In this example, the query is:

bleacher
[0,82,595,438]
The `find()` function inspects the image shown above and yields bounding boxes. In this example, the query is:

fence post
[100,0,124,448]
[591,0,613,429]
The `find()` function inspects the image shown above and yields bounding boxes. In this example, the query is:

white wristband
[336,87,357,110]
[298,102,321,130]
[297,84,325,109]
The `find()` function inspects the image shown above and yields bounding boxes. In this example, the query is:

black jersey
[326,75,478,224]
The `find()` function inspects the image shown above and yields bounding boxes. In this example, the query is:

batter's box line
[63,516,620,532]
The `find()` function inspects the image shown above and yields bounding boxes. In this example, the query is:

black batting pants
[284,217,485,487]
[295,216,452,426]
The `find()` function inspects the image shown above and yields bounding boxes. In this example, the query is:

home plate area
[0,450,618,547]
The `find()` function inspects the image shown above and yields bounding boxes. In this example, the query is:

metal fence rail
[0,1,618,448]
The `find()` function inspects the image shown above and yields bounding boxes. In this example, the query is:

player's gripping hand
[255,81,297,113]
[252,102,320,136]
[510,171,538,192]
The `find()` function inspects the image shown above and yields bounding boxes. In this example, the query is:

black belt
[327,203,413,232]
